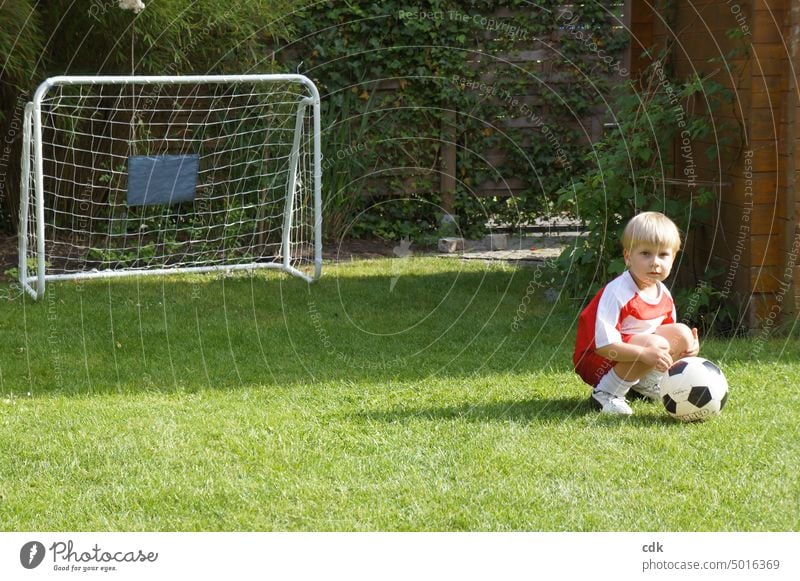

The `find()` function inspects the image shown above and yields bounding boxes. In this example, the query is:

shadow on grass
[358,396,595,424]
[1,263,577,395]
[358,396,685,427]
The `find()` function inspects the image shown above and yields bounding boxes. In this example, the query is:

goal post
[19,74,322,300]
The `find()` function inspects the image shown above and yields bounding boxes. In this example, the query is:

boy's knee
[649,334,671,351]
[673,323,694,348]
[659,323,694,353]
[632,333,670,350]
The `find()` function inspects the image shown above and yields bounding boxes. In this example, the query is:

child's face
[624,243,676,289]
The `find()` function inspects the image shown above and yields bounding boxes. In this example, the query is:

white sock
[639,369,665,388]
[595,368,638,397]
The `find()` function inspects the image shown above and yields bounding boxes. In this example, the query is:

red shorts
[574,336,633,387]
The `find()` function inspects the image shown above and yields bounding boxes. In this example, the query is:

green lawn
[0,257,798,530]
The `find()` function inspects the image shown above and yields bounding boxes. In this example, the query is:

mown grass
[0,257,798,531]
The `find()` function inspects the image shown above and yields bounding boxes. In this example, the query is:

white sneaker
[590,389,633,415]
[629,382,660,402]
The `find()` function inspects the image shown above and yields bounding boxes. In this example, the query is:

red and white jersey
[573,271,676,364]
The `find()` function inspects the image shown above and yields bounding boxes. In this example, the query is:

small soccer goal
[18,74,322,299]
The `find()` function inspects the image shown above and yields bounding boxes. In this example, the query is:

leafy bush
[2,1,628,239]
[555,58,734,300]
[291,0,628,239]
[0,0,296,232]
[37,0,296,76]
[0,0,42,119]
[0,0,42,230]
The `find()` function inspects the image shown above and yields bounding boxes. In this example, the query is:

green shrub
[2,1,628,240]
[0,0,42,117]
[554,58,733,297]
[0,0,43,230]
[36,0,295,76]
[292,0,627,238]
[0,0,297,232]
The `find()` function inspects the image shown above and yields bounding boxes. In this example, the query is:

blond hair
[622,212,681,253]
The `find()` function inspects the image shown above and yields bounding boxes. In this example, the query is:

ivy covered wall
[1,1,627,239]
[283,0,628,239]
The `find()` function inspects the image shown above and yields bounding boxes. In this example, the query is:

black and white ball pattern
[661,357,729,422]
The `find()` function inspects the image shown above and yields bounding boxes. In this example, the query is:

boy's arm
[595,341,673,371]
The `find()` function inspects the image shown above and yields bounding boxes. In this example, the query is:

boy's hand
[680,327,700,358]
[641,345,673,372]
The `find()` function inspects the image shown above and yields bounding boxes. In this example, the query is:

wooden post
[788,0,800,315]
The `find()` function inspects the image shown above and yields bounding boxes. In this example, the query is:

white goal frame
[19,74,322,300]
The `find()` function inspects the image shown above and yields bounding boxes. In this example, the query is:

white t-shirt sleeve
[594,288,623,349]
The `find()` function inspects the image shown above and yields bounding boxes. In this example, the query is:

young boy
[573,212,699,415]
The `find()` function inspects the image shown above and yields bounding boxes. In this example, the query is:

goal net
[19,74,321,299]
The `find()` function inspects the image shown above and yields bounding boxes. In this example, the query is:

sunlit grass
[0,258,798,531]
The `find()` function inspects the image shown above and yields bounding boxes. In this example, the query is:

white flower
[118,0,146,13]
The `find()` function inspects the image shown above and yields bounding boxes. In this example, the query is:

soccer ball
[661,357,729,422]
